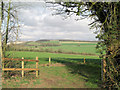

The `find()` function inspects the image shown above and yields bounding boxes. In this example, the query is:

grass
[44,45,97,55]
[2,51,101,88]
[3,66,101,88]
[61,42,97,45]
[5,51,100,64]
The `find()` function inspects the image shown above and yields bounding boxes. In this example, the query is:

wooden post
[22,57,24,77]
[36,56,38,77]
[49,57,51,65]
[84,58,86,64]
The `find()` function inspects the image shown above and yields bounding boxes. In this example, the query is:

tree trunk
[4,1,11,46]
[0,1,4,68]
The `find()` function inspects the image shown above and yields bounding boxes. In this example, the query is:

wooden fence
[2,57,39,77]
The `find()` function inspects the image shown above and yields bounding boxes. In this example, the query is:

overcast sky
[17,2,97,41]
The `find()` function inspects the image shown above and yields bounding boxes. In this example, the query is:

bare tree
[0,1,20,73]
[0,0,4,67]
[1,1,20,54]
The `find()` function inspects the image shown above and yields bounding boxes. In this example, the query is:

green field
[9,41,99,55]
[2,50,101,88]
[28,41,98,55]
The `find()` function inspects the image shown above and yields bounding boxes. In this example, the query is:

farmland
[2,40,101,88]
[7,40,99,55]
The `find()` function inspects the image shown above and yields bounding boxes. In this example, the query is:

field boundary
[8,50,98,56]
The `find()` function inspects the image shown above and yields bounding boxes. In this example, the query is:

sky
[17,2,97,41]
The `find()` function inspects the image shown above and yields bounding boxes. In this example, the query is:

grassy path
[2,66,92,88]
[33,66,86,88]
[2,51,101,88]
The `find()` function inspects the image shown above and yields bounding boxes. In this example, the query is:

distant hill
[36,39,51,42]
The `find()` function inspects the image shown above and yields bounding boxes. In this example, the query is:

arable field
[2,51,101,88]
[8,40,99,55]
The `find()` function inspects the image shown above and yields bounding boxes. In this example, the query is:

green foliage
[53,2,120,88]
[91,3,120,88]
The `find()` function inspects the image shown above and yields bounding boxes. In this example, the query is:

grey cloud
[18,3,97,41]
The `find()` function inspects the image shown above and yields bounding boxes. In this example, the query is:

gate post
[22,57,24,77]
[36,57,38,77]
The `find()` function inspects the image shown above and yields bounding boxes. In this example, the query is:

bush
[3,60,21,78]
[57,49,63,53]
[3,58,27,79]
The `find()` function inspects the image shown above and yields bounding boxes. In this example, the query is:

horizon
[13,39,98,42]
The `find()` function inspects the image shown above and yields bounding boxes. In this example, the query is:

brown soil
[39,62,85,67]
[33,72,85,88]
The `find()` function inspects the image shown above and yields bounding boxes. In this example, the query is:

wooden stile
[2,57,39,78]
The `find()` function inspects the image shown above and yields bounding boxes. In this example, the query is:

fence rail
[2,68,39,71]
[2,57,39,77]
[2,58,39,62]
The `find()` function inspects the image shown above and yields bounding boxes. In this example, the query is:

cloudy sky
[17,2,97,41]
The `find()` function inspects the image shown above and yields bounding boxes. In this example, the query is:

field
[2,40,101,88]
[8,40,99,55]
